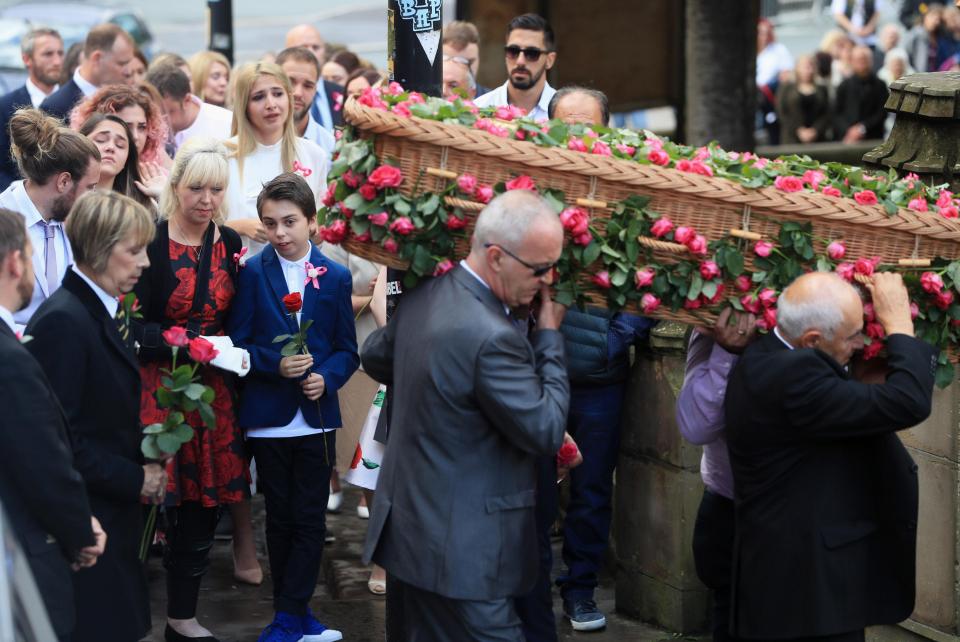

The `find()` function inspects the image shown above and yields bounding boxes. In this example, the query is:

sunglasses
[504,45,551,62]
[485,243,557,277]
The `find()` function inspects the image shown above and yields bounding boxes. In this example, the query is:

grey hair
[21,27,61,56]
[776,274,852,341]
[548,86,610,126]
[471,190,558,253]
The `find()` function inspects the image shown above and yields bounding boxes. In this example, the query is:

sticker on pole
[397,0,441,64]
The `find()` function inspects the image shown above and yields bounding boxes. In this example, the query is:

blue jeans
[556,382,625,601]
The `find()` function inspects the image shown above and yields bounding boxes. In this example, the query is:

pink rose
[188,337,219,364]
[803,170,825,190]
[699,261,721,280]
[369,211,389,226]
[353,231,371,243]
[687,235,708,255]
[937,190,953,208]
[940,205,959,218]
[822,186,842,197]
[322,182,337,207]
[634,267,655,289]
[935,289,955,310]
[591,140,612,156]
[866,322,886,340]
[382,238,399,254]
[684,297,703,310]
[694,146,710,161]
[835,262,855,281]
[826,241,846,260]
[854,190,878,206]
[407,92,425,104]
[475,184,494,203]
[921,271,944,294]
[740,294,762,315]
[494,105,516,121]
[650,218,674,238]
[910,301,920,319]
[359,183,378,201]
[445,213,468,230]
[368,165,404,189]
[591,271,612,289]
[854,258,875,276]
[616,143,636,156]
[487,125,510,138]
[773,175,804,193]
[342,169,362,188]
[573,232,592,246]
[647,149,670,166]
[319,219,348,244]
[567,137,587,152]
[734,275,752,292]
[674,226,695,245]
[457,174,478,194]
[387,81,405,96]
[505,175,537,191]
[908,197,928,212]
[389,216,416,236]
[758,288,778,308]
[688,160,714,177]
[641,293,661,314]
[645,137,664,151]
[162,326,190,348]
[559,207,590,236]
[754,241,774,257]
[392,101,412,118]
[433,259,455,276]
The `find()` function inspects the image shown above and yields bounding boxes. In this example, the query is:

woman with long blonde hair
[224,61,328,255]
[189,50,231,107]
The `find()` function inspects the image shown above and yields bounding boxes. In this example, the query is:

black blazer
[39,78,83,122]
[724,331,937,639]
[0,321,94,637]
[311,79,344,129]
[132,220,242,361]
[25,269,150,642]
[833,73,889,140]
[0,85,31,190]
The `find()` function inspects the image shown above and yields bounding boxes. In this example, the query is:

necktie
[41,220,58,294]
[115,305,132,348]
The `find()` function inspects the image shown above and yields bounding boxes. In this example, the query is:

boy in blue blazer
[228,173,358,642]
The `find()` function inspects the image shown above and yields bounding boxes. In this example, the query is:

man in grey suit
[361,189,572,641]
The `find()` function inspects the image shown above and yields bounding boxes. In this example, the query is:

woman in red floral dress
[133,138,251,642]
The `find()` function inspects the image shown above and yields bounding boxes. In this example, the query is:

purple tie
[42,220,57,293]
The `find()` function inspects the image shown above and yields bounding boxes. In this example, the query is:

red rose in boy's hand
[162,326,190,348]
[283,292,303,314]
[187,337,219,364]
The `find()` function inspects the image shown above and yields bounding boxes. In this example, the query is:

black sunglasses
[485,243,556,277]
[504,45,551,62]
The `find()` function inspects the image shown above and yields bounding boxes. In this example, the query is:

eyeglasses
[484,243,557,277]
[504,45,551,62]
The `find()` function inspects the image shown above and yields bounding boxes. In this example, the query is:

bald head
[778,272,864,365]
[285,24,326,63]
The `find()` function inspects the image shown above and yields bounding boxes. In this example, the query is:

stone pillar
[612,321,709,632]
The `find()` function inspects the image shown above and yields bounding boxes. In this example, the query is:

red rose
[699,261,720,280]
[559,207,590,236]
[866,322,886,340]
[758,288,778,308]
[369,211,390,226]
[354,231,372,243]
[322,183,336,207]
[188,337,219,364]
[773,175,804,193]
[445,213,467,230]
[505,175,537,191]
[573,232,592,246]
[283,292,303,313]
[740,294,762,315]
[647,149,670,166]
[854,258,875,276]
[921,271,944,294]
[674,226,695,245]
[368,165,404,189]
[342,169,362,188]
[634,268,655,289]
[754,241,774,257]
[822,186,842,197]
[556,441,580,467]
[162,326,190,347]
[835,262,855,281]
[475,184,494,204]
[854,190,878,206]
[650,218,674,238]
[826,241,845,260]
[683,297,703,310]
[591,271,612,289]
[641,293,661,314]
[935,289,954,310]
[389,216,416,236]
[359,183,378,200]
[457,174,478,194]
[319,220,348,244]
[383,238,399,254]
[433,259,455,276]
[734,275,752,292]
[687,235,708,255]
[862,340,884,360]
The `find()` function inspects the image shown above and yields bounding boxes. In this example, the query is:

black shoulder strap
[186,222,215,338]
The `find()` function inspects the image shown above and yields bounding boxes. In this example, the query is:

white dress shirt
[246,247,334,439]
[0,304,16,334]
[773,326,795,350]
[70,265,118,318]
[72,68,97,98]
[173,96,233,151]
[473,80,556,121]
[303,113,336,157]
[25,77,56,108]
[0,181,72,325]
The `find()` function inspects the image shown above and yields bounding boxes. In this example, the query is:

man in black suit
[362,190,572,641]
[0,209,105,641]
[283,24,344,130]
[40,23,134,121]
[834,45,889,143]
[725,271,936,641]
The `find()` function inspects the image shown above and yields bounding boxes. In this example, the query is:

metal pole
[207,0,234,65]
[387,0,443,97]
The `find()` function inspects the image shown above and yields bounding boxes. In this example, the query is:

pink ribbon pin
[293,161,313,178]
[304,262,327,289]
[233,246,248,267]
[333,91,344,112]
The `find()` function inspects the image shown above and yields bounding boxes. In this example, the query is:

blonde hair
[66,190,155,273]
[159,137,230,224]
[227,61,298,185]
[188,50,231,104]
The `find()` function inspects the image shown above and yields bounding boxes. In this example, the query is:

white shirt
[756,42,794,87]
[225,137,329,257]
[246,248,334,439]
[25,77,56,108]
[0,305,15,334]
[831,0,884,46]
[773,326,795,350]
[174,96,233,151]
[70,265,118,318]
[474,80,556,121]
[0,180,72,325]
[303,114,336,157]
[72,68,97,98]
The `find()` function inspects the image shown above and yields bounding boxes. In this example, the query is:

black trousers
[514,455,559,642]
[164,502,221,619]
[692,489,740,642]
[250,431,334,616]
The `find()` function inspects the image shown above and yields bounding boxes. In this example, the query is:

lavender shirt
[676,330,738,500]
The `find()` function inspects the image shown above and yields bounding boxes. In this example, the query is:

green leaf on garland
[611,269,628,287]
[411,244,433,276]
[688,274,703,300]
[342,192,365,211]
[421,193,440,215]
[882,198,899,215]
[394,198,412,216]
[935,361,955,389]
[816,257,833,272]
[701,280,718,299]
[582,241,601,266]
[542,189,565,213]
[141,435,162,459]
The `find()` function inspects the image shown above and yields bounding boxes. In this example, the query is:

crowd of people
[0,6,941,642]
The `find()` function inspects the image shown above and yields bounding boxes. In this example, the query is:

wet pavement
[142,487,698,642]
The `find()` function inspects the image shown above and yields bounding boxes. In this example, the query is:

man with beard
[0,108,100,327]
[0,28,64,190]
[0,209,106,642]
[277,46,336,156]
[475,14,557,120]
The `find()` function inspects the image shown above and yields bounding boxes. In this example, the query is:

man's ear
[55,171,73,194]
[797,330,822,350]
[545,51,557,71]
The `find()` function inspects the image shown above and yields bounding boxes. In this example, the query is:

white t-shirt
[174,96,233,151]
[225,136,329,256]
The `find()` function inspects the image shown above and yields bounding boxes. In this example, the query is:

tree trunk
[684,0,758,150]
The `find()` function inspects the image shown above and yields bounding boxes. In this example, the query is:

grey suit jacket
[361,265,569,600]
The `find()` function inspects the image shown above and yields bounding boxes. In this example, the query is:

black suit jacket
[310,80,344,129]
[39,78,83,122]
[0,85,31,190]
[25,270,150,642]
[833,73,889,139]
[0,320,94,637]
[725,331,936,639]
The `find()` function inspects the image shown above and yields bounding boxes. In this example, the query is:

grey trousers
[386,575,524,642]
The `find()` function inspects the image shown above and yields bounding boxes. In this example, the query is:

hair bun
[9,108,60,161]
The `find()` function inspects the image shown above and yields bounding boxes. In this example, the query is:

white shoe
[327,490,343,512]
[356,504,369,519]
[301,630,343,642]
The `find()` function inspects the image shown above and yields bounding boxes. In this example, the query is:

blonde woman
[224,61,328,256]
[132,138,255,642]
[189,50,231,107]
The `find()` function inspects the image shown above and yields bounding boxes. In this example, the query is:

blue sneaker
[300,609,343,642]
[258,612,302,642]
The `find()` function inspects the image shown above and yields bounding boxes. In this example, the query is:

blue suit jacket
[228,243,359,431]
[0,85,31,190]
[39,78,82,122]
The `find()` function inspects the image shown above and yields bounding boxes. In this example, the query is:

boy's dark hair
[256,172,317,221]
[0,209,27,266]
[506,13,555,51]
